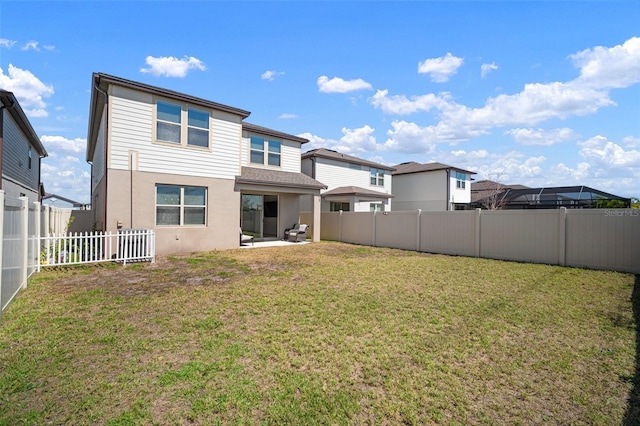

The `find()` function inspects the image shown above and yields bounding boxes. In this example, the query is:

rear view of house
[86,73,324,255]
[0,90,48,202]
[391,162,475,211]
[301,148,394,212]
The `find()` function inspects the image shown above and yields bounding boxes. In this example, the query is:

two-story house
[86,73,325,255]
[301,148,394,212]
[0,90,48,203]
[391,161,476,211]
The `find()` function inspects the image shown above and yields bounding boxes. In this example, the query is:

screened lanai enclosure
[471,185,630,209]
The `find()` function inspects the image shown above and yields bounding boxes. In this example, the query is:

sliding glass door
[241,194,278,239]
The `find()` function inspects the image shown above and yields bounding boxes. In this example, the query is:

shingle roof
[236,167,327,190]
[322,186,394,199]
[392,161,475,175]
[302,148,395,171]
[243,122,308,144]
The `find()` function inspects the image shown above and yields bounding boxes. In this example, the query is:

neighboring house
[86,73,325,255]
[0,90,48,203]
[301,148,394,212]
[470,180,631,209]
[391,161,476,211]
[42,193,87,210]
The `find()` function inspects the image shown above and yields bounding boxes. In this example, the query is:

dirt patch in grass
[1,242,636,425]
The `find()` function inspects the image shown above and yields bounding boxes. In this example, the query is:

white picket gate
[37,229,155,270]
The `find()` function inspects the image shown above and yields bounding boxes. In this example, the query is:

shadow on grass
[624,274,640,426]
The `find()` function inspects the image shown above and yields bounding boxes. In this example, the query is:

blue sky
[1,1,639,203]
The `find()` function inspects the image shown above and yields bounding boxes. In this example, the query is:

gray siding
[2,110,40,192]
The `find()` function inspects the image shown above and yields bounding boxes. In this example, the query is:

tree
[479,178,509,210]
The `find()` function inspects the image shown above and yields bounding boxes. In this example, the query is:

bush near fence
[320,208,640,274]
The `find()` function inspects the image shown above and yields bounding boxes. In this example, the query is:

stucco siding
[106,169,240,255]
[392,171,448,211]
[2,110,40,192]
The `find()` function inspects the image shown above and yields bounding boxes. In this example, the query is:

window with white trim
[156,100,210,148]
[370,202,383,212]
[156,185,207,226]
[456,171,466,189]
[250,136,281,167]
[370,168,384,186]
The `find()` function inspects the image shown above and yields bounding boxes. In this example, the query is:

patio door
[241,194,278,239]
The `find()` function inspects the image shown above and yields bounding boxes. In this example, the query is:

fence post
[416,209,421,252]
[475,209,481,258]
[34,201,41,273]
[558,207,567,266]
[20,197,28,289]
[338,210,343,242]
[0,190,4,320]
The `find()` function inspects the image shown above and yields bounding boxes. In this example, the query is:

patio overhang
[235,167,327,195]
[321,186,394,201]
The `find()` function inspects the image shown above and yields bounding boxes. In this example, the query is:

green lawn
[0,242,637,425]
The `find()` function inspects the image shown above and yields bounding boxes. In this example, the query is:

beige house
[301,148,394,212]
[391,162,476,211]
[86,73,325,255]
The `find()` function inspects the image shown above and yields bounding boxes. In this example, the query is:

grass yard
[0,242,637,425]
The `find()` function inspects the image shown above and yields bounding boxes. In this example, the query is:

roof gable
[392,161,475,176]
[302,148,395,171]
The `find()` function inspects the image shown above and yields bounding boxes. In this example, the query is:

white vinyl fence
[38,229,155,269]
[321,208,640,274]
[1,191,155,320]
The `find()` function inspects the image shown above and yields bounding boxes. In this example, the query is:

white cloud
[369,89,451,115]
[0,38,17,48]
[22,41,39,51]
[140,55,206,78]
[43,45,56,51]
[418,53,464,82]
[578,135,640,169]
[506,127,579,146]
[261,70,285,81]
[278,113,297,119]
[300,125,378,154]
[40,135,86,154]
[317,75,373,93]
[371,37,640,152]
[40,155,91,203]
[0,64,54,117]
[570,36,640,89]
[481,62,498,78]
[623,136,640,148]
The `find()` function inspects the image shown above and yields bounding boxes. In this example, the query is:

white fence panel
[1,196,28,315]
[39,229,155,269]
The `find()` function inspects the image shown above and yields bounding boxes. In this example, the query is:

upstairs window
[187,108,209,147]
[156,100,210,148]
[28,147,32,169]
[250,136,281,167]
[156,101,181,144]
[370,168,384,186]
[456,171,466,189]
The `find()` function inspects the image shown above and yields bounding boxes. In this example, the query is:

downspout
[446,169,451,211]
